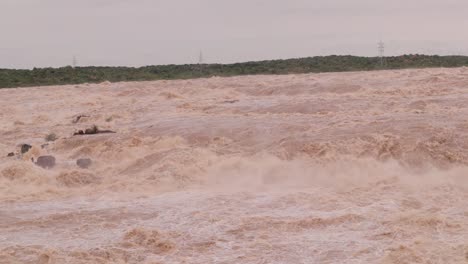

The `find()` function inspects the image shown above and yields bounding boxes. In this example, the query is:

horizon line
[1,53,466,71]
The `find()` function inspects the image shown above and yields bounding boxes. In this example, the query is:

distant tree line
[1,55,468,88]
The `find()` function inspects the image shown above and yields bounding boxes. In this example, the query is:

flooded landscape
[1,68,468,263]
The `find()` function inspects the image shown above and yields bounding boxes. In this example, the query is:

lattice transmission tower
[198,50,204,64]
[378,41,385,67]
[72,56,78,68]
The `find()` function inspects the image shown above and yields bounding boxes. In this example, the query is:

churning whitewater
[1,68,467,263]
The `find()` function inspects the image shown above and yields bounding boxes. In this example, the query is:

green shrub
[2,55,468,89]
[45,133,57,142]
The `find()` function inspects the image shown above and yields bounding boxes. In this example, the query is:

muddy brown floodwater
[1,68,468,263]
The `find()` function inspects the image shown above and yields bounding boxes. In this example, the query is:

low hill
[1,54,468,88]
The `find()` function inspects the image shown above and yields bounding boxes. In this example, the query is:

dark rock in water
[84,126,98,135]
[35,156,56,169]
[223,99,239,104]
[76,158,93,169]
[7,152,14,157]
[74,125,116,136]
[21,144,32,154]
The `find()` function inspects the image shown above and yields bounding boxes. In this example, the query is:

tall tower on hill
[72,56,78,68]
[378,41,385,67]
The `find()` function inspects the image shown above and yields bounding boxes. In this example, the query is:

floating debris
[223,99,239,104]
[73,125,116,136]
[72,114,90,124]
[21,144,32,154]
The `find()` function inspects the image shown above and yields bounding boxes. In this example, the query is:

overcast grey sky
[1,0,467,68]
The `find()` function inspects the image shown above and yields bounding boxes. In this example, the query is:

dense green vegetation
[2,55,468,88]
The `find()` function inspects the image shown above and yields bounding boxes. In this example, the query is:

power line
[72,56,78,68]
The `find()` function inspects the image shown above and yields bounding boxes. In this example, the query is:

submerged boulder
[84,126,99,135]
[76,158,93,169]
[35,156,56,169]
